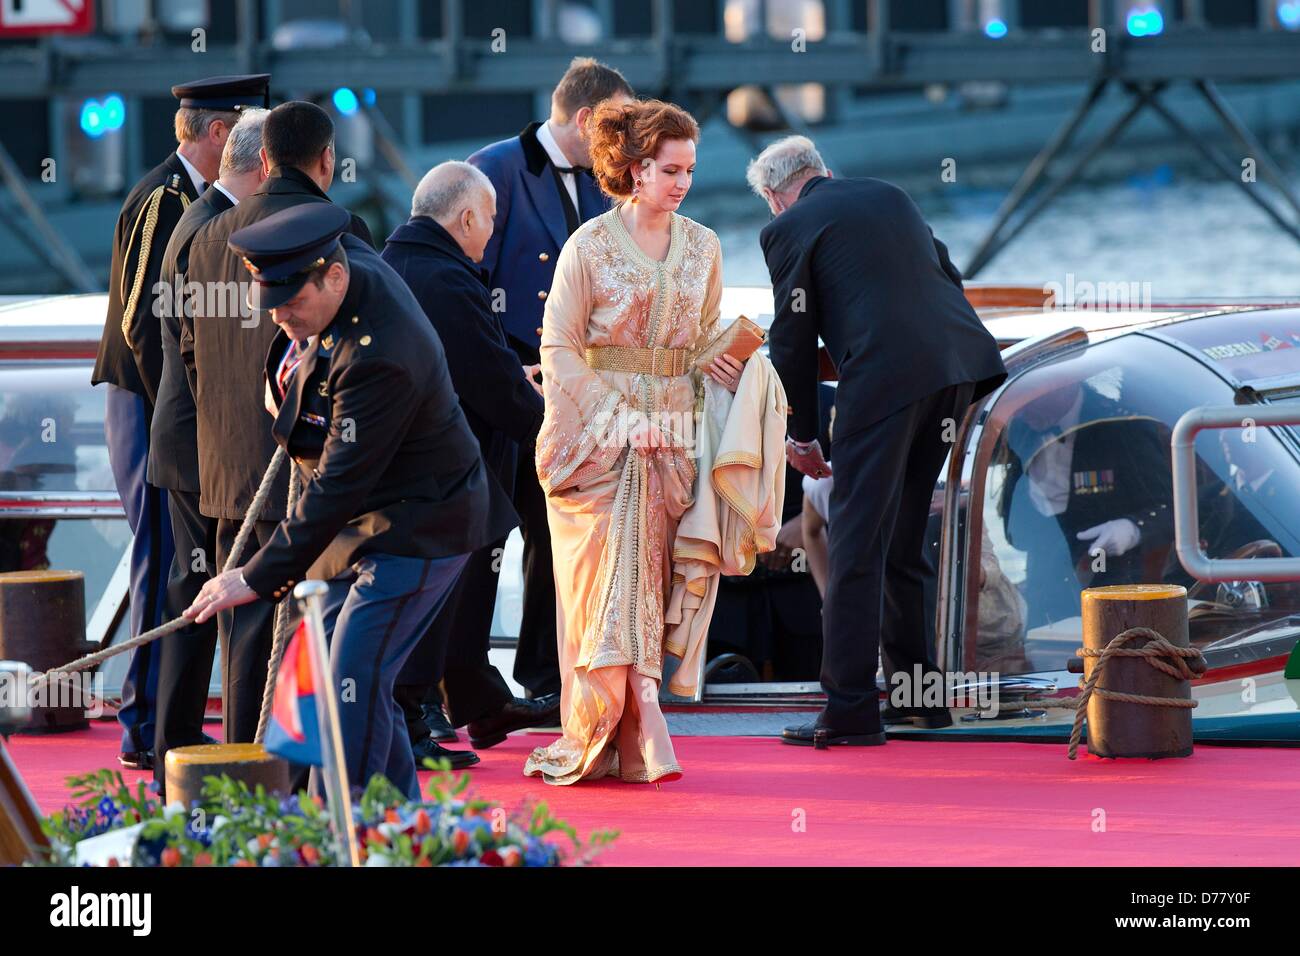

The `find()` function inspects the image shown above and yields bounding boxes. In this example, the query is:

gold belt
[584,345,691,377]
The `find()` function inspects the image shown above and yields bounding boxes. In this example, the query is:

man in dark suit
[184,100,374,747]
[187,204,517,798]
[467,57,632,699]
[997,381,1174,629]
[91,73,269,770]
[150,105,270,787]
[383,161,556,762]
[751,136,1008,747]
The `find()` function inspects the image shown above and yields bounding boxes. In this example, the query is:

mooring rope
[29,446,289,689]
[255,466,302,743]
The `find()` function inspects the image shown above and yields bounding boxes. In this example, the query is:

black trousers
[821,382,975,731]
[215,516,279,744]
[153,489,218,785]
[396,536,514,729]
[508,338,561,697]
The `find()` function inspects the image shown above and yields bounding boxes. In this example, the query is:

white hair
[219,108,269,177]
[411,161,495,222]
[745,134,828,198]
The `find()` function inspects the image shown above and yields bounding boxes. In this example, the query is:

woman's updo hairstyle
[585,98,699,200]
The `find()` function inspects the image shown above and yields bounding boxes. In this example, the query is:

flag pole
[293,581,361,867]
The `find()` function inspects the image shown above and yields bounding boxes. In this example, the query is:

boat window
[0,361,115,494]
[0,360,128,632]
[967,333,1300,674]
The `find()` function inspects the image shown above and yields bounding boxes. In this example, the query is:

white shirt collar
[537,121,576,171]
[212,180,239,205]
[174,147,207,195]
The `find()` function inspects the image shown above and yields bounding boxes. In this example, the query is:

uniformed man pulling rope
[185,203,517,799]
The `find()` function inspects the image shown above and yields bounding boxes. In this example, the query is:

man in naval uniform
[466,56,632,702]
[186,204,516,798]
[997,381,1175,629]
[91,73,270,770]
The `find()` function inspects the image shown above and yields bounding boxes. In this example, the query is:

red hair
[585,98,700,200]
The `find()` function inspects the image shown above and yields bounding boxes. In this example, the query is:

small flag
[264,621,323,767]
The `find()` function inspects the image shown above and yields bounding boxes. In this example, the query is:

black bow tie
[553,165,591,176]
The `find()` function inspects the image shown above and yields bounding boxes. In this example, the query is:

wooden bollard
[0,571,92,732]
[1080,584,1194,759]
[165,743,291,808]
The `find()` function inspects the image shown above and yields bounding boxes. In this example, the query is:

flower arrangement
[39,762,617,867]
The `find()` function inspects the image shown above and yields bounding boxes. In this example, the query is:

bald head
[412,161,493,223]
[412,161,497,262]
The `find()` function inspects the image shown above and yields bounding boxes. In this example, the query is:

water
[713,168,1300,298]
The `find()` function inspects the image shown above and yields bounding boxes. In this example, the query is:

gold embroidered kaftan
[525,205,722,786]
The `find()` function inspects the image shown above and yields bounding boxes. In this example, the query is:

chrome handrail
[1172,402,1300,582]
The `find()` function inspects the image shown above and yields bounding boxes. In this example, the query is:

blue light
[983,18,1008,39]
[363,88,376,107]
[1126,6,1164,37]
[332,87,359,116]
[101,94,125,131]
[1279,2,1300,30]
[79,94,127,138]
[80,99,104,137]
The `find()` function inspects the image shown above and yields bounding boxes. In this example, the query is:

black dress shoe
[468,695,562,749]
[880,703,954,729]
[421,704,459,743]
[118,750,155,771]
[530,692,560,715]
[780,722,885,749]
[199,732,219,746]
[412,736,480,770]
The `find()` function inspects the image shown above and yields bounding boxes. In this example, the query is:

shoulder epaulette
[120,175,191,345]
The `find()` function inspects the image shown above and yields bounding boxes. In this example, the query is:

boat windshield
[967,333,1300,674]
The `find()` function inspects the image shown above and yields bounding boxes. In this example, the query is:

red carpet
[8,721,1298,866]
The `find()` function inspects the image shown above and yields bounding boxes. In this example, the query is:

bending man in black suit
[749,136,1008,747]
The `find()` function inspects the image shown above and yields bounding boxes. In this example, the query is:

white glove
[1076,518,1141,558]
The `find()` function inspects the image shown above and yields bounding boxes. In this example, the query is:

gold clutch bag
[692,314,766,371]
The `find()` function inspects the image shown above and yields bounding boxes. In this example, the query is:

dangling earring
[632,178,642,204]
